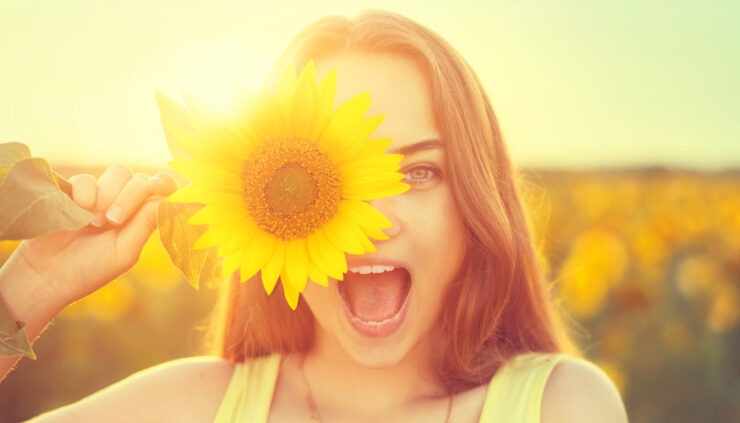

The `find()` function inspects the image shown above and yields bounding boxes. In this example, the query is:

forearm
[0,249,66,382]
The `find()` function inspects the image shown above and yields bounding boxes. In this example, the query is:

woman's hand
[9,164,178,308]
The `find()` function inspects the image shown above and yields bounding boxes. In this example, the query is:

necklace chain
[299,355,454,423]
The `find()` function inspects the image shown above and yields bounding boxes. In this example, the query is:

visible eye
[402,165,441,186]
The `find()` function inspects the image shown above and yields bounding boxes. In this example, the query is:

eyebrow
[389,139,444,156]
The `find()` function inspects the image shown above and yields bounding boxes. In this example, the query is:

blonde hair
[209,9,579,391]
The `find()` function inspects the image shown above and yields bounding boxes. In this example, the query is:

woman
[0,10,627,422]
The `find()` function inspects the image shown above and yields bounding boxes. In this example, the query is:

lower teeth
[341,286,411,326]
[353,315,396,326]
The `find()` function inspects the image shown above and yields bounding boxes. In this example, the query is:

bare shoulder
[541,356,629,423]
[28,356,235,423]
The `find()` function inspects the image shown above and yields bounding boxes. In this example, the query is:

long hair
[209,9,580,391]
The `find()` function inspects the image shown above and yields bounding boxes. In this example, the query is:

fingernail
[91,212,105,227]
[150,176,163,185]
[106,205,122,223]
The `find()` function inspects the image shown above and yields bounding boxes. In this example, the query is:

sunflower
[159,60,410,309]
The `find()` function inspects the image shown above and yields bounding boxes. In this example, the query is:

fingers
[91,164,133,227]
[105,173,151,225]
[69,174,97,210]
[147,171,179,197]
[75,164,178,228]
[117,197,161,260]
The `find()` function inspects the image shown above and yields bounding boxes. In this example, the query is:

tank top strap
[213,353,282,423]
[478,352,570,423]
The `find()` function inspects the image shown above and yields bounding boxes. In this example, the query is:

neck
[300,324,448,416]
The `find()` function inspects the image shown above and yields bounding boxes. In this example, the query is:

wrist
[0,247,65,330]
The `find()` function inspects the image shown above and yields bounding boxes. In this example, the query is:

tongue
[342,268,410,322]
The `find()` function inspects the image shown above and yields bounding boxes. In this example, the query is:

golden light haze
[1,0,738,170]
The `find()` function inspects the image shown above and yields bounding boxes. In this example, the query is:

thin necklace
[299,355,454,422]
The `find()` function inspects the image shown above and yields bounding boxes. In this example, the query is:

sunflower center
[264,164,316,214]
[242,138,341,240]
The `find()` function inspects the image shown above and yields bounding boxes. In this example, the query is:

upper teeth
[349,265,396,274]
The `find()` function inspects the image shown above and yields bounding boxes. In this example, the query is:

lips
[338,267,412,337]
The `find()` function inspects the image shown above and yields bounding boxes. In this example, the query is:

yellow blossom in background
[160,60,409,309]
[558,229,628,318]
[676,253,727,299]
[60,275,136,322]
[132,231,185,292]
[708,285,740,333]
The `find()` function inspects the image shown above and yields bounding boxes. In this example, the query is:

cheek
[410,190,467,292]
[302,279,337,324]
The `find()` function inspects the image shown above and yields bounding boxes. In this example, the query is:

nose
[367,195,402,238]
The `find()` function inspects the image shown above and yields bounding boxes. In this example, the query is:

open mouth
[337,267,412,337]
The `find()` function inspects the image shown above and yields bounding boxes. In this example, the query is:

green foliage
[154,89,193,161]
[0,296,35,360]
[157,201,221,290]
[0,157,93,241]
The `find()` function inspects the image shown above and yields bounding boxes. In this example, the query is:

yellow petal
[336,200,392,241]
[337,154,403,183]
[359,226,389,241]
[314,228,348,276]
[322,214,365,255]
[341,170,405,190]
[318,91,371,152]
[249,90,284,141]
[357,232,377,253]
[238,231,277,282]
[339,200,393,230]
[342,180,411,201]
[328,115,386,164]
[292,60,318,140]
[221,250,244,279]
[358,137,393,156]
[167,183,208,203]
[188,202,243,226]
[330,209,379,255]
[181,91,249,154]
[285,238,309,293]
[262,240,286,295]
[193,229,219,250]
[307,232,344,280]
[281,269,300,311]
[168,159,241,188]
[209,219,253,256]
[309,69,337,141]
[308,260,329,287]
[276,63,298,123]
[155,89,194,160]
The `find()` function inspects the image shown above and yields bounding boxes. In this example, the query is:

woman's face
[302,52,467,368]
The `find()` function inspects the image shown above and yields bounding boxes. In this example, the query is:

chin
[338,329,415,368]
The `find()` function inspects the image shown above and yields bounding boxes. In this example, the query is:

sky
[1,0,738,171]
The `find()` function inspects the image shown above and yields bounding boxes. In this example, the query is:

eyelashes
[401,164,442,186]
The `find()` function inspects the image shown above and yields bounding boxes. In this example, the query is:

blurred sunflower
[159,60,409,309]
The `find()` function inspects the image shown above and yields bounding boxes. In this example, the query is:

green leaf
[0,298,35,359]
[0,142,32,184]
[157,200,220,289]
[1,141,72,196]
[0,142,32,168]
[154,89,194,161]
[0,157,93,241]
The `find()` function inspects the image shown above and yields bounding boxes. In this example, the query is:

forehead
[312,53,441,150]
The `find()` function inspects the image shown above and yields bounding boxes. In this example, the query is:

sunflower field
[1,167,738,423]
